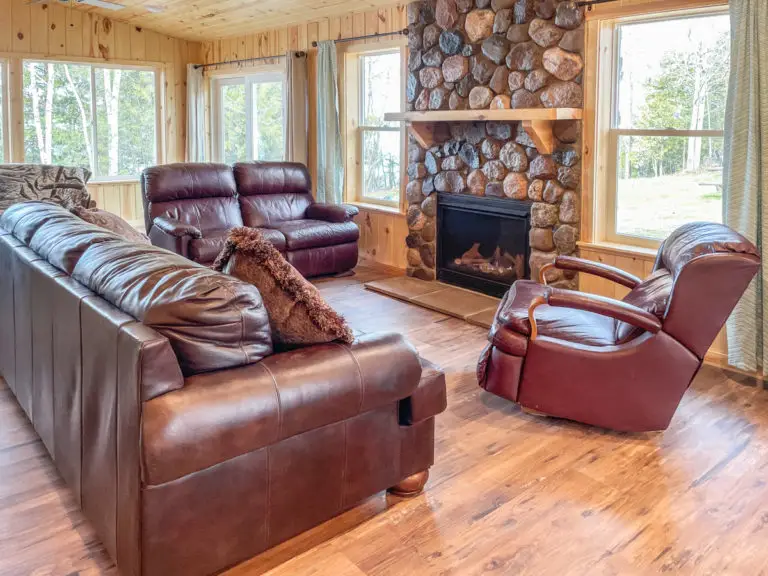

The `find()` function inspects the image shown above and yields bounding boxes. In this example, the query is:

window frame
[20,58,162,183]
[343,42,406,211]
[211,66,287,164]
[0,59,8,163]
[595,7,729,249]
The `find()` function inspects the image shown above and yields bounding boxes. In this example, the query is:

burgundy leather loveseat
[141,162,360,277]
[0,201,445,576]
[478,222,760,432]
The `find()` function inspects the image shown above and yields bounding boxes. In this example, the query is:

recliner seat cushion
[190,229,288,264]
[272,219,360,251]
[497,280,616,347]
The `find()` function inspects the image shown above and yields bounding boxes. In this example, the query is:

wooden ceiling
[68,0,402,41]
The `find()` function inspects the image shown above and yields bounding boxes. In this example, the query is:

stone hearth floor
[364,276,500,328]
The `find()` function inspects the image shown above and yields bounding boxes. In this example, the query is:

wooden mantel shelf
[384,108,582,154]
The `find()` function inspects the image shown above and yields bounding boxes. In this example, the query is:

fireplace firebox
[436,193,532,298]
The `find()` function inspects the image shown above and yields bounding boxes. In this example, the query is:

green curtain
[724,0,768,372]
[316,41,344,204]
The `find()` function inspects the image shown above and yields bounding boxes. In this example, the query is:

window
[598,11,729,246]
[213,72,286,164]
[358,50,402,206]
[23,61,158,181]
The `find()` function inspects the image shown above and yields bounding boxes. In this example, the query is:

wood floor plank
[1,263,768,575]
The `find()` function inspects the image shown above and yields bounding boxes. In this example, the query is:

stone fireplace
[403,0,584,292]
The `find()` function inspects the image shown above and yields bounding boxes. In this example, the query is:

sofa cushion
[213,227,353,346]
[272,219,360,250]
[498,280,616,347]
[191,228,288,265]
[150,196,244,238]
[616,269,674,344]
[235,162,314,227]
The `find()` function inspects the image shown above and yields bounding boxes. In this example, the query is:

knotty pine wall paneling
[0,0,202,225]
[202,5,410,270]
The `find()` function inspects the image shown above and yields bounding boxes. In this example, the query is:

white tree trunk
[28,63,55,164]
[686,51,706,172]
[64,65,93,169]
[43,64,55,164]
[103,69,122,176]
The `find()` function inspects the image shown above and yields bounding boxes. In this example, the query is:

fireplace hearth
[437,193,531,298]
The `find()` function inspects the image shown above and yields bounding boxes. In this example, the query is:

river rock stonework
[405,0,584,289]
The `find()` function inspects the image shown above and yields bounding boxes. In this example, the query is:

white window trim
[21,58,161,182]
[595,6,729,249]
[211,66,287,164]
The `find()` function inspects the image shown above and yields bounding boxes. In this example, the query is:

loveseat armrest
[541,255,642,288]
[306,203,360,223]
[152,215,203,239]
[529,288,662,341]
[142,332,423,486]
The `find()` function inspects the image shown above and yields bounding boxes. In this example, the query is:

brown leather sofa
[478,222,760,432]
[0,201,446,576]
[141,162,360,277]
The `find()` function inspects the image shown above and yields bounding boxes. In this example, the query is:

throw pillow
[0,164,93,213]
[71,206,151,245]
[213,227,354,346]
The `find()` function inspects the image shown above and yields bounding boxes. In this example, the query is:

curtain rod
[576,0,619,9]
[195,51,307,70]
[311,28,408,48]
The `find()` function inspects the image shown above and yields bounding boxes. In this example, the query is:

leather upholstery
[0,202,445,576]
[479,222,760,432]
[142,162,359,277]
[273,219,360,250]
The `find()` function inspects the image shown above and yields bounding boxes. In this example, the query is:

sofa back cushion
[616,269,674,344]
[234,162,314,227]
[1,202,273,376]
[142,163,243,236]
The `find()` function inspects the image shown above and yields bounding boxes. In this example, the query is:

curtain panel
[186,63,207,163]
[316,41,344,204]
[724,0,768,373]
[285,52,309,165]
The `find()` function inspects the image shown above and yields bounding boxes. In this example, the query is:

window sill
[89,179,141,186]
[577,241,658,260]
[347,201,405,216]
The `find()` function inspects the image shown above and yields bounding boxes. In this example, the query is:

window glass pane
[251,80,284,161]
[362,52,401,127]
[24,62,92,169]
[616,135,723,240]
[616,14,730,130]
[95,68,156,178]
[362,129,400,203]
[221,82,247,164]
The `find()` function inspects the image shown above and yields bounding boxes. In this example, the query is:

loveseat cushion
[272,219,360,250]
[190,229,288,265]
[497,280,616,347]
[235,162,314,227]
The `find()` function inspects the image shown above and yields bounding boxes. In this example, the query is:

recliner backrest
[654,222,760,359]
[234,162,314,227]
[142,163,243,236]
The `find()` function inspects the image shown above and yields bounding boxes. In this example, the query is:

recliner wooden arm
[539,255,642,288]
[528,288,662,341]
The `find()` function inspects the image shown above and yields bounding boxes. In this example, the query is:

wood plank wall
[201,3,410,270]
[0,0,202,225]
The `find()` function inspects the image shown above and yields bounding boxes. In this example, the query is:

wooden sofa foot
[388,470,429,497]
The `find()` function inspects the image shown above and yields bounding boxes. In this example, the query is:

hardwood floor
[2,263,768,575]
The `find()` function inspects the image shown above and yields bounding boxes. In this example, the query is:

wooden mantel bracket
[522,119,555,155]
[407,122,449,149]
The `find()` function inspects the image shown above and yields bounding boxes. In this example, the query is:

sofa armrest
[306,203,360,223]
[541,255,642,288]
[142,332,422,486]
[153,215,203,239]
[528,288,662,341]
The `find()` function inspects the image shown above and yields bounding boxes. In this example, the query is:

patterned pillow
[0,164,93,213]
[71,206,151,245]
[213,227,354,346]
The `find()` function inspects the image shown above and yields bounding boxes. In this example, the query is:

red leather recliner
[478,222,760,432]
[141,162,360,277]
